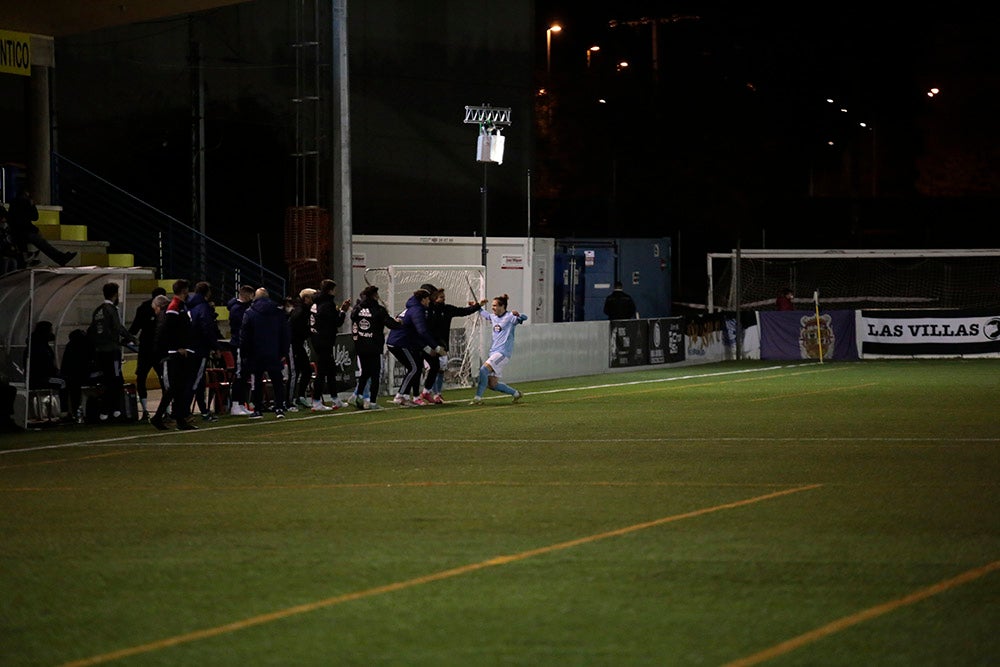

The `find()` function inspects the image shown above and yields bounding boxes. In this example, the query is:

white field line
[1,363,830,455]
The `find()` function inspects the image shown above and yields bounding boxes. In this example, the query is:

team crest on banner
[800,314,834,360]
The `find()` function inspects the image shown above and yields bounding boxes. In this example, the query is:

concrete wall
[351,234,554,323]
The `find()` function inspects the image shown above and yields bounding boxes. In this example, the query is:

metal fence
[52,153,286,299]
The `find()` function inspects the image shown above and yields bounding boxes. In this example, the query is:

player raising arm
[470,293,526,405]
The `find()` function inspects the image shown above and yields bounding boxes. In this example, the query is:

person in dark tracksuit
[349,285,401,410]
[187,281,222,421]
[420,285,484,404]
[151,279,197,431]
[309,279,351,411]
[226,284,255,415]
[386,288,444,406]
[241,288,291,420]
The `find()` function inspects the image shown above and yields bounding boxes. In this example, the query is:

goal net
[708,249,1000,311]
[363,265,486,395]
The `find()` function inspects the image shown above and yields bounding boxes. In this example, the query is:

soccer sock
[493,382,516,396]
[476,366,489,397]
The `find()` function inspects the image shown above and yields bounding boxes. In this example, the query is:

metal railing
[52,153,286,299]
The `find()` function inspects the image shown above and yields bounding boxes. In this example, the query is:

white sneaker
[392,394,408,405]
[286,405,299,413]
[312,400,332,412]
[230,404,251,416]
[330,397,345,409]
[512,390,523,403]
[469,396,483,405]
[362,398,371,410]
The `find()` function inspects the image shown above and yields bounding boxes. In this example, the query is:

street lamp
[586,45,600,68]
[546,24,561,74]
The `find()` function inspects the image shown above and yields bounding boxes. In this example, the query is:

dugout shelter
[0,266,154,430]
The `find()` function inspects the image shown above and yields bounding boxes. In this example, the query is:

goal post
[707,249,1000,312]
[362,265,486,394]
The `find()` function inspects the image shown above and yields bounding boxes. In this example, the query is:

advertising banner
[648,317,685,365]
[609,319,648,367]
[859,310,1000,357]
[332,333,357,394]
[759,310,859,361]
[0,30,31,76]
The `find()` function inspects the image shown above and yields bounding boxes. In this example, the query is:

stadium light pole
[464,105,512,275]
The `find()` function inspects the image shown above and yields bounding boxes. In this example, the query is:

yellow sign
[0,29,31,76]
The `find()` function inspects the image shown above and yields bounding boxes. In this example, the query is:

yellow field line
[60,483,822,666]
[724,559,1000,666]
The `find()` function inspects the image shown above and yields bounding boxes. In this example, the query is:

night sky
[4,2,998,305]
[532,2,1000,256]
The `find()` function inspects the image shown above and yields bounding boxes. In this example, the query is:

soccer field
[2,359,998,666]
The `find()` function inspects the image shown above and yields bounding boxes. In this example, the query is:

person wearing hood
[386,288,444,406]
[309,279,351,411]
[186,281,223,421]
[241,288,292,419]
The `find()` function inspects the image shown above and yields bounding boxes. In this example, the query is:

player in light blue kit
[470,293,526,405]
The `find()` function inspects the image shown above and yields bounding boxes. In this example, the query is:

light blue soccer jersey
[481,309,527,357]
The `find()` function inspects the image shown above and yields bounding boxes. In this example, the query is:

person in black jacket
[308,279,351,411]
[386,288,444,406]
[150,279,197,431]
[420,285,484,404]
[187,281,222,421]
[89,282,137,422]
[603,281,638,320]
[226,284,255,415]
[6,190,76,268]
[128,286,167,419]
[288,287,316,410]
[349,285,401,409]
[241,288,291,419]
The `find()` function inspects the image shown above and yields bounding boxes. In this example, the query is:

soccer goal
[707,249,1000,312]
[363,265,486,394]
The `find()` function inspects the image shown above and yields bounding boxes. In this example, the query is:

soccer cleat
[176,418,199,431]
[432,393,444,404]
[150,415,169,431]
[470,395,483,405]
[311,400,332,412]
[248,410,263,419]
[512,390,523,403]
[230,403,251,416]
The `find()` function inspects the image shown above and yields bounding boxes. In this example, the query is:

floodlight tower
[463,104,512,272]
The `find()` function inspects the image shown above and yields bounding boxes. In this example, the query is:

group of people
[1,190,77,275]
[22,277,530,430]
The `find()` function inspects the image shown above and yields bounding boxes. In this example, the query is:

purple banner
[759,310,858,361]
